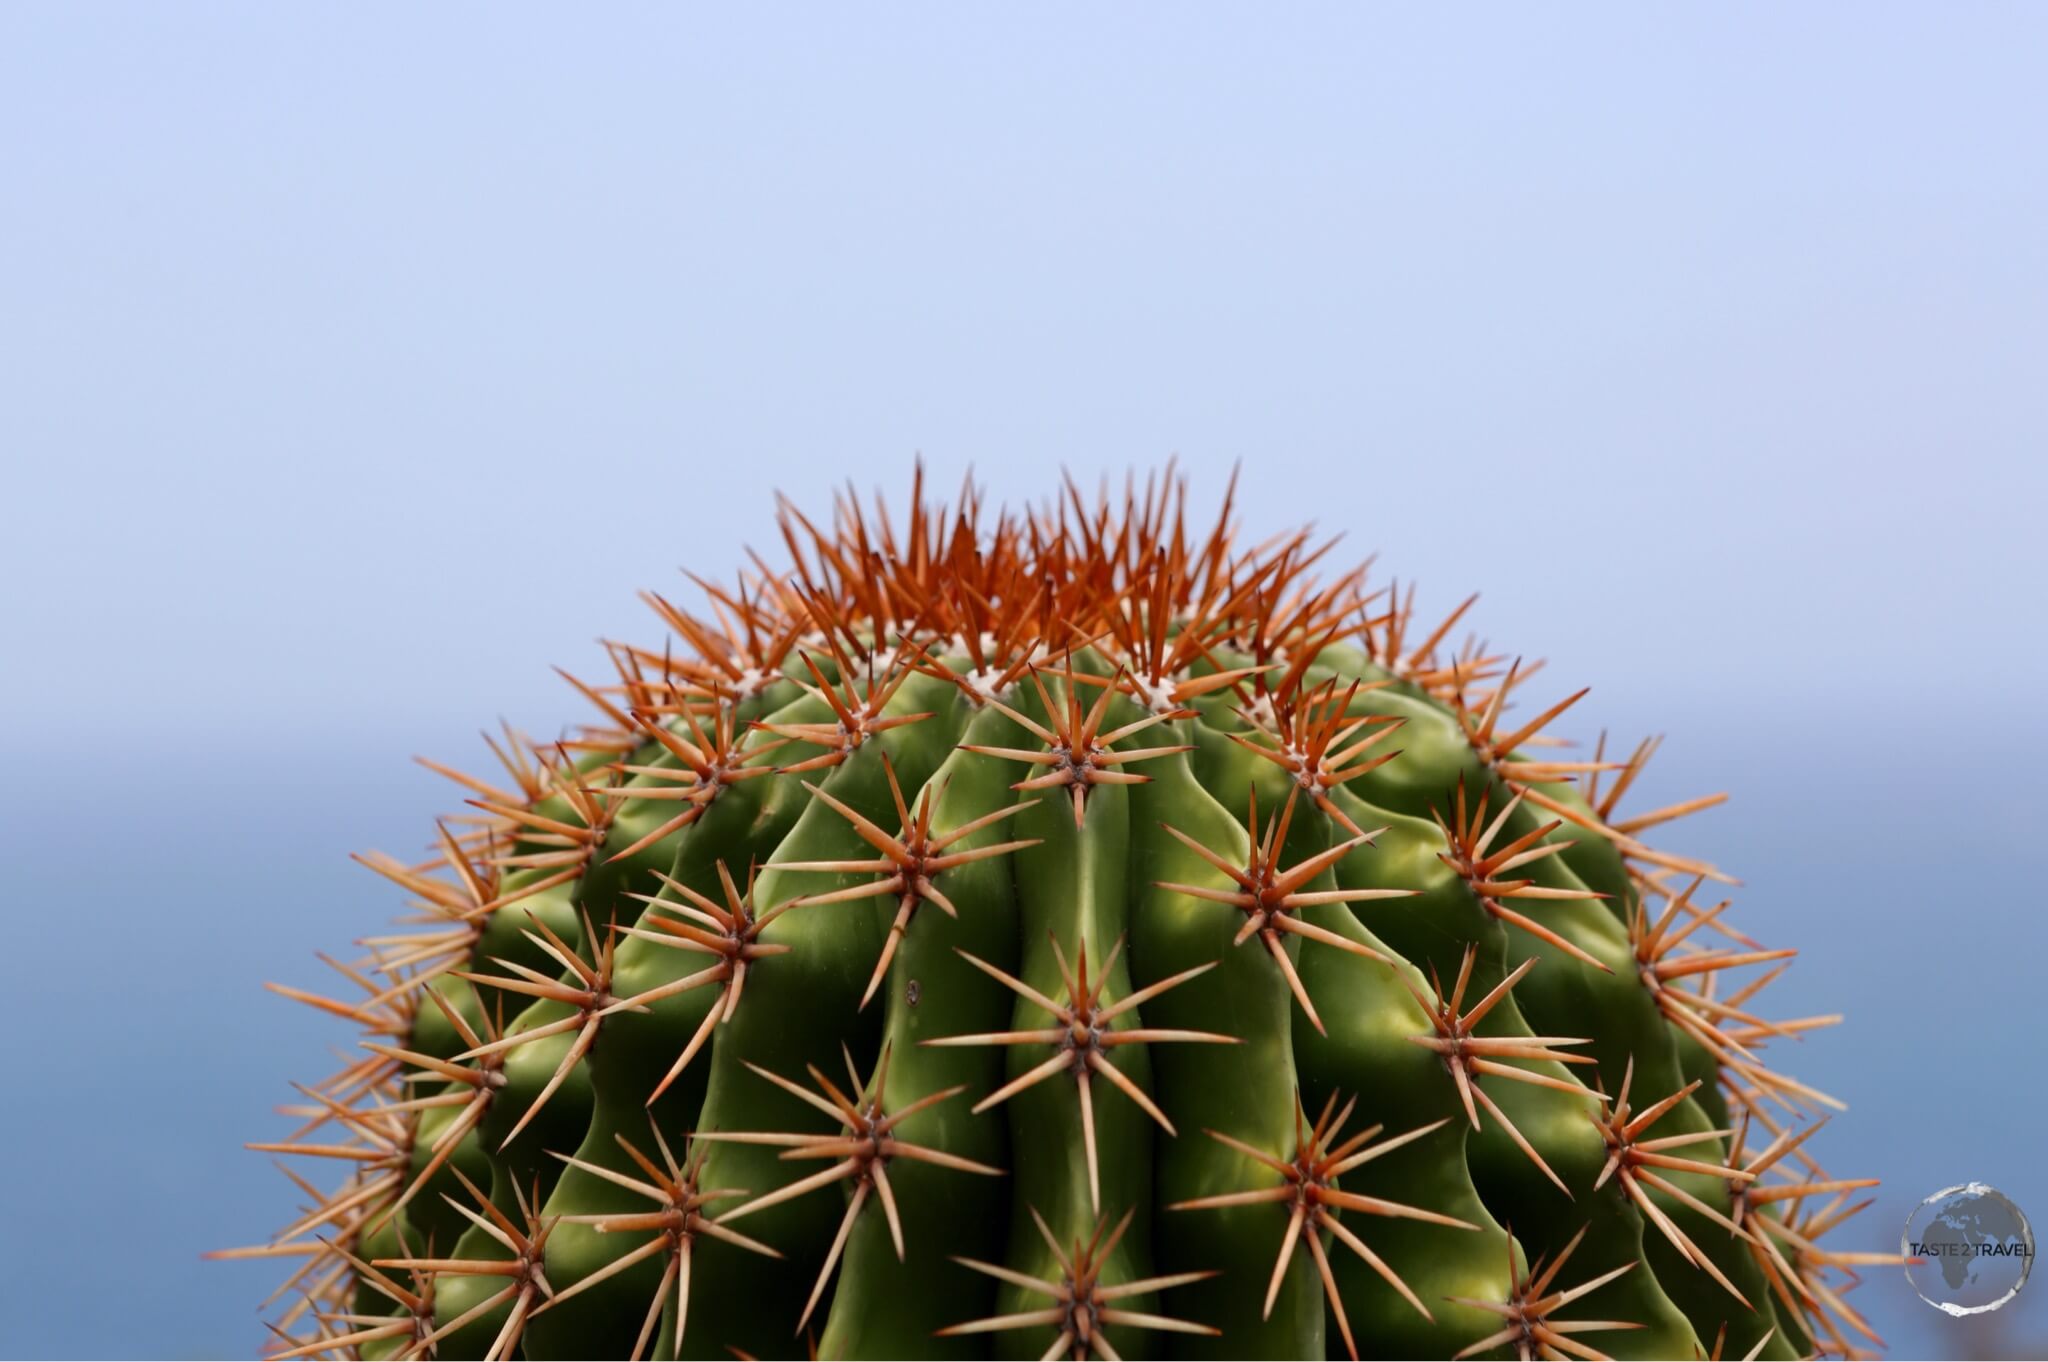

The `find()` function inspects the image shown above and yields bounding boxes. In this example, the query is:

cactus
[225,469,1895,1360]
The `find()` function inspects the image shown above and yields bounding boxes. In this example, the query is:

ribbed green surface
[240,483,1875,1361]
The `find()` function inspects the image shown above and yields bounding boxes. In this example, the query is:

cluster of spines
[219,465,1895,1360]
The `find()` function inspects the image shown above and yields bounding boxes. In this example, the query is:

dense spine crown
[224,468,1895,1361]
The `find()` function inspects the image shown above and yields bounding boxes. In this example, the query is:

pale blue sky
[3,5,2045,1357]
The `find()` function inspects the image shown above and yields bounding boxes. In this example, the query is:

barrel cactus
[226,469,1892,1360]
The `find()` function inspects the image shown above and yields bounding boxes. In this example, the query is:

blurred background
[4,4,2045,1357]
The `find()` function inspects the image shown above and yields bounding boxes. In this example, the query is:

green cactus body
[231,473,1889,1360]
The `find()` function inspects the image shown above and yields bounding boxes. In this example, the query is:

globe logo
[1902,1182,2035,1316]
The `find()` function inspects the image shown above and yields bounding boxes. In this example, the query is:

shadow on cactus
[219,468,1898,1360]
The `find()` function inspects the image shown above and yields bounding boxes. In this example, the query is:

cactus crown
[226,468,1890,1361]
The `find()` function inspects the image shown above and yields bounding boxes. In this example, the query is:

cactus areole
[227,470,1890,1360]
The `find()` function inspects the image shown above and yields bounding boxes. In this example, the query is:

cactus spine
[226,469,1893,1360]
